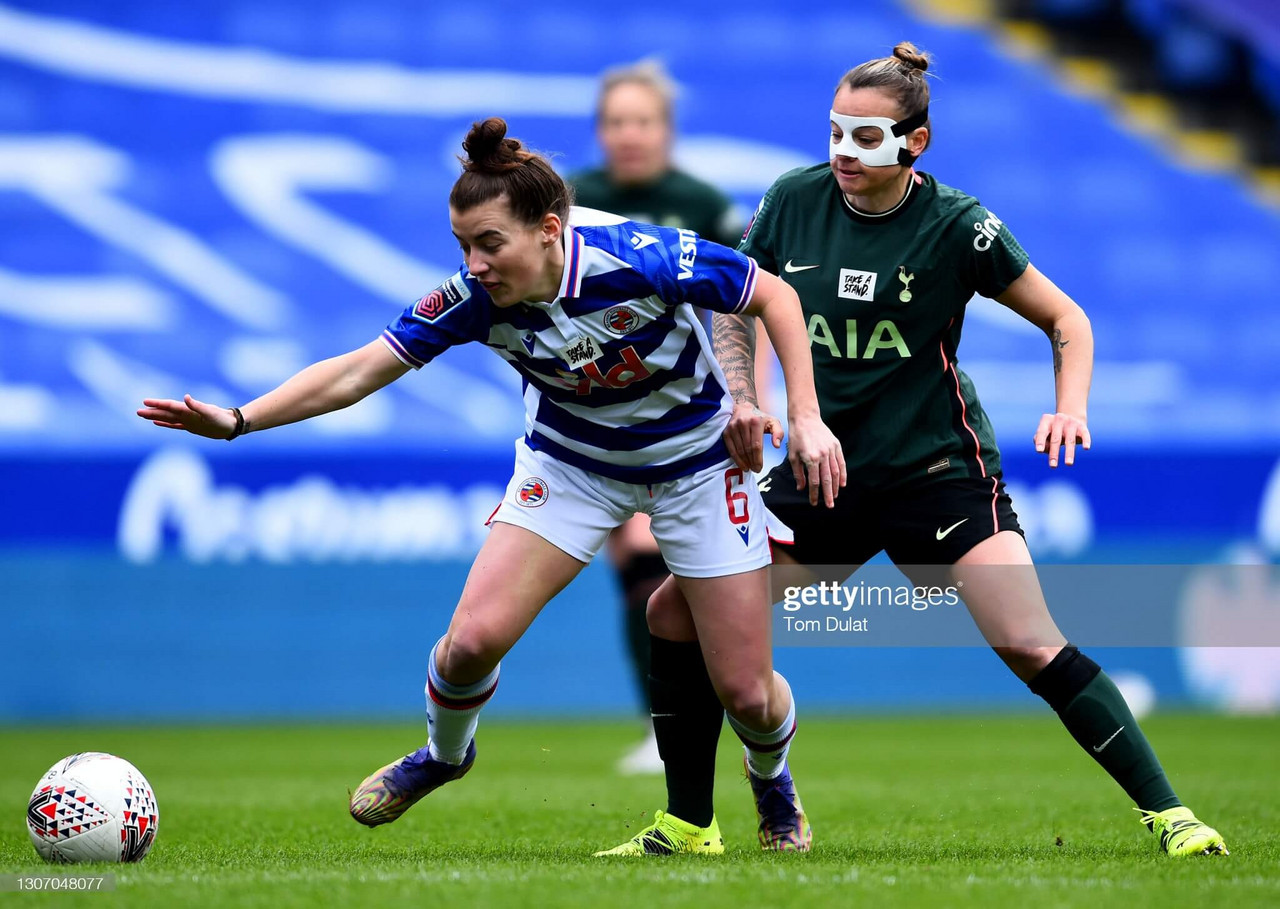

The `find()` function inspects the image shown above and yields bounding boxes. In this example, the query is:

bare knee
[994,644,1061,682]
[436,625,503,684]
[717,676,774,729]
[646,579,697,641]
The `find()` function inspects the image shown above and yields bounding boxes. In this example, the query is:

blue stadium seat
[1254,54,1280,111]
[1032,0,1113,21]
[0,0,1276,451]
[1154,15,1235,89]
[1124,0,1176,38]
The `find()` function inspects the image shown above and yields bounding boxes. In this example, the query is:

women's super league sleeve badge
[411,272,472,323]
[517,477,549,507]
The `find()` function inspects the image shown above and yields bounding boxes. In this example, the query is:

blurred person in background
[639,43,1229,858]
[570,61,751,775]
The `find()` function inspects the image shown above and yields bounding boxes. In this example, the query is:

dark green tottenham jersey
[740,165,1029,486]
[569,167,742,248]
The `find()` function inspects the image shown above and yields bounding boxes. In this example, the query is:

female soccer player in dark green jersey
[626,42,1227,858]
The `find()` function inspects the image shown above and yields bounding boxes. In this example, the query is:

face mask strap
[892,107,929,166]
[890,107,929,137]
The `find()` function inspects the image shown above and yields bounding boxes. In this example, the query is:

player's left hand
[1034,411,1091,468]
[724,402,784,473]
[788,412,847,508]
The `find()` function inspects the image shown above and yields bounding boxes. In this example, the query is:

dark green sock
[649,636,724,827]
[1028,646,1181,812]
[618,553,667,714]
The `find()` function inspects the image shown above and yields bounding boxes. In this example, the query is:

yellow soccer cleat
[594,810,724,856]
[1137,806,1229,856]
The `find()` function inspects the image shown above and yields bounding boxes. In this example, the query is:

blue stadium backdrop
[2,0,1278,721]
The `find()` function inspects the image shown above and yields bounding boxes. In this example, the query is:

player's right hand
[787,412,846,509]
[724,401,784,473]
[1033,411,1091,468]
[137,394,237,439]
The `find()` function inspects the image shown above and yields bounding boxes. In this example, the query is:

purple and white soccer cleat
[349,740,476,827]
[745,757,813,851]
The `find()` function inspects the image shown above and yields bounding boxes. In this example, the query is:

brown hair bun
[450,117,573,226]
[461,117,527,174]
[892,41,930,74]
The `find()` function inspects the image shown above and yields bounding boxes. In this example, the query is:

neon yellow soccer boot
[1137,807,1228,856]
[594,810,724,856]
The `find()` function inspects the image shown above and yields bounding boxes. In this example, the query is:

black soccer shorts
[760,461,1023,567]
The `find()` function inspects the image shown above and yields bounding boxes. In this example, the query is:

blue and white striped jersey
[381,206,760,484]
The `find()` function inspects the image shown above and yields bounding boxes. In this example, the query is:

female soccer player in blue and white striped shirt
[138,117,844,855]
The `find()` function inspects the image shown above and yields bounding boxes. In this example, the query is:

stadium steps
[907,0,1280,209]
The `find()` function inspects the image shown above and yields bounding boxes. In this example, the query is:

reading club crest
[517,477,548,507]
[603,305,639,336]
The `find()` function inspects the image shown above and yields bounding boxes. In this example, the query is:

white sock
[425,638,499,764]
[726,674,796,780]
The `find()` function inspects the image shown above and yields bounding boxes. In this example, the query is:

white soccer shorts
[488,438,777,578]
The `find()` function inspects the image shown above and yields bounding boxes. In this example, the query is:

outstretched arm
[996,264,1094,467]
[137,339,411,439]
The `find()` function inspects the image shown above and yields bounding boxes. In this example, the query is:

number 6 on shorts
[724,468,750,525]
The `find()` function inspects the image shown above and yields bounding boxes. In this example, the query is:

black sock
[618,554,667,714]
[1029,645,1181,812]
[649,636,723,827]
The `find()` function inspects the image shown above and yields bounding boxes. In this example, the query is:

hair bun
[892,41,930,73]
[462,117,526,174]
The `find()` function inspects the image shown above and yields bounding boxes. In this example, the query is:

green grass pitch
[1,714,1276,907]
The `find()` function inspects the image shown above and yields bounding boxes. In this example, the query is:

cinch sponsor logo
[677,228,698,280]
[972,211,1004,251]
[117,449,503,563]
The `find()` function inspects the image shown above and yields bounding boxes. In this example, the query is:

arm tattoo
[1051,328,1069,375]
[713,312,759,407]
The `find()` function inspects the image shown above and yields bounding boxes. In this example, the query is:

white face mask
[829,108,928,168]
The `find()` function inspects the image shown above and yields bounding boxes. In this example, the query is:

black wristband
[226,407,246,441]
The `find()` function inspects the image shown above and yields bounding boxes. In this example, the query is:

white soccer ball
[26,752,159,863]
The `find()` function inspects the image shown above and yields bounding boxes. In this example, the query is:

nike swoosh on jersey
[936,518,968,540]
[784,260,819,273]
